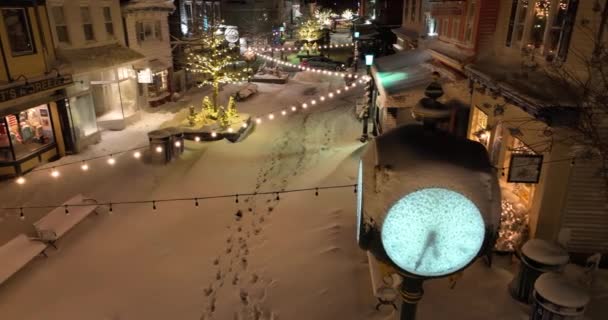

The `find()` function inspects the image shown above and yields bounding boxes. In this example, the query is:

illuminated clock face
[225,28,239,43]
[356,160,363,243]
[381,188,485,277]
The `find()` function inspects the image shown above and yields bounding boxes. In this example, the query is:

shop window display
[68,94,98,138]
[92,67,138,123]
[1,105,55,161]
[0,118,12,161]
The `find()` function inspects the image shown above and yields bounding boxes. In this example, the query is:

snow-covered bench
[367,251,401,310]
[0,234,48,286]
[33,194,99,249]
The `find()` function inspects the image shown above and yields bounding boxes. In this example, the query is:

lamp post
[353,31,360,72]
[361,54,374,142]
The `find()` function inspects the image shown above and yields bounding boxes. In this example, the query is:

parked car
[300,56,346,71]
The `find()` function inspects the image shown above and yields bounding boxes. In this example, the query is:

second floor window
[411,0,417,22]
[103,7,114,37]
[136,21,162,43]
[81,6,94,41]
[1,8,35,56]
[51,6,69,44]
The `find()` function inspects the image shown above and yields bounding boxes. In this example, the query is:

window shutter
[505,0,518,47]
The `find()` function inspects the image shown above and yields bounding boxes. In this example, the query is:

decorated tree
[314,8,334,26]
[298,19,322,43]
[185,28,247,112]
[341,9,354,20]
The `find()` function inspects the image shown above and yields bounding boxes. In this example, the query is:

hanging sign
[137,69,153,84]
[507,154,544,184]
[0,75,73,103]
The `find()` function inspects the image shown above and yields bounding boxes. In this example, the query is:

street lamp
[365,54,374,67]
[354,31,360,39]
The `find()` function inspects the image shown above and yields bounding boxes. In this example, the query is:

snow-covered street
[1,74,607,320]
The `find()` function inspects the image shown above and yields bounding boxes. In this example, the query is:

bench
[367,251,401,310]
[33,194,98,249]
[0,234,48,286]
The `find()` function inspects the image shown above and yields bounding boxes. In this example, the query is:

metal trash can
[531,272,589,320]
[148,129,172,164]
[166,128,184,157]
[509,239,569,303]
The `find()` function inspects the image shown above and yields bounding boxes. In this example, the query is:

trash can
[509,239,569,303]
[148,129,172,164]
[531,272,589,320]
[166,128,184,157]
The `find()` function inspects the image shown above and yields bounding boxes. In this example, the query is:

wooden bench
[0,234,48,286]
[33,194,98,249]
[367,251,401,310]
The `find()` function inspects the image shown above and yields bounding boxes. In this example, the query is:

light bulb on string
[281,110,287,116]
[311,100,316,105]
[242,122,248,128]
[228,127,234,133]
[16,176,26,185]
[336,89,341,94]
[256,118,262,124]
[268,114,275,120]
[302,103,308,109]
[107,156,116,165]
[320,96,325,101]
[155,146,163,153]
[133,151,142,159]
[211,131,217,138]
[291,106,297,111]
[328,93,334,98]
[51,168,60,178]
[81,162,89,171]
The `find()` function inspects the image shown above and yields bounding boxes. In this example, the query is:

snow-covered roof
[466,58,578,112]
[122,0,175,12]
[371,50,434,97]
[361,124,502,232]
[57,45,145,75]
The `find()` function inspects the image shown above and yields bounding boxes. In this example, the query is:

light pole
[353,31,360,72]
[361,54,374,143]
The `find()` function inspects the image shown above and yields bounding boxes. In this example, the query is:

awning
[371,50,434,108]
[133,59,170,73]
[57,44,145,75]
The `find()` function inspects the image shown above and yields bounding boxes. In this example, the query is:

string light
[107,156,116,166]
[16,177,25,185]
[268,114,275,120]
[291,106,297,111]
[175,141,182,147]
[195,136,201,142]
[51,168,60,178]
[133,151,142,159]
[81,162,89,171]
[211,131,217,138]
[227,127,234,133]
[256,118,262,124]
[281,110,287,116]
[155,146,163,153]
[302,103,308,109]
[242,122,248,128]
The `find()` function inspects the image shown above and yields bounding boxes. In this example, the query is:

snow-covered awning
[57,45,146,75]
[371,50,433,108]
[133,59,170,72]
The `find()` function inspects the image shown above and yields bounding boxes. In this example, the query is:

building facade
[0,0,74,177]
[46,0,145,148]
[122,0,176,107]
[465,0,608,256]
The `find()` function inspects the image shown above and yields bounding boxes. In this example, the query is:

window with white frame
[1,8,35,56]
[464,0,476,44]
[51,6,69,44]
[184,1,193,30]
[507,0,579,59]
[103,7,114,38]
[451,18,461,40]
[81,6,94,41]
[136,21,162,43]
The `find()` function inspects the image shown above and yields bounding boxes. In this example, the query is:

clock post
[398,276,424,320]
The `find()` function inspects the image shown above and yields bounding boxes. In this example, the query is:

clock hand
[414,230,437,271]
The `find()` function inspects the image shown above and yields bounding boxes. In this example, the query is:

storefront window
[92,67,139,123]
[1,105,55,160]
[504,137,537,207]
[470,106,490,148]
[0,118,13,161]
[69,94,98,138]
[148,70,169,98]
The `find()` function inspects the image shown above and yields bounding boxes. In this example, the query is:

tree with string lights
[185,27,248,112]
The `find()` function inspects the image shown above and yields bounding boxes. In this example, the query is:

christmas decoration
[342,9,354,21]
[185,26,249,111]
[495,200,529,252]
[298,19,322,42]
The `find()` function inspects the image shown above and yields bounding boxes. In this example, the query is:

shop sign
[507,154,544,184]
[0,75,73,103]
[138,69,153,84]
